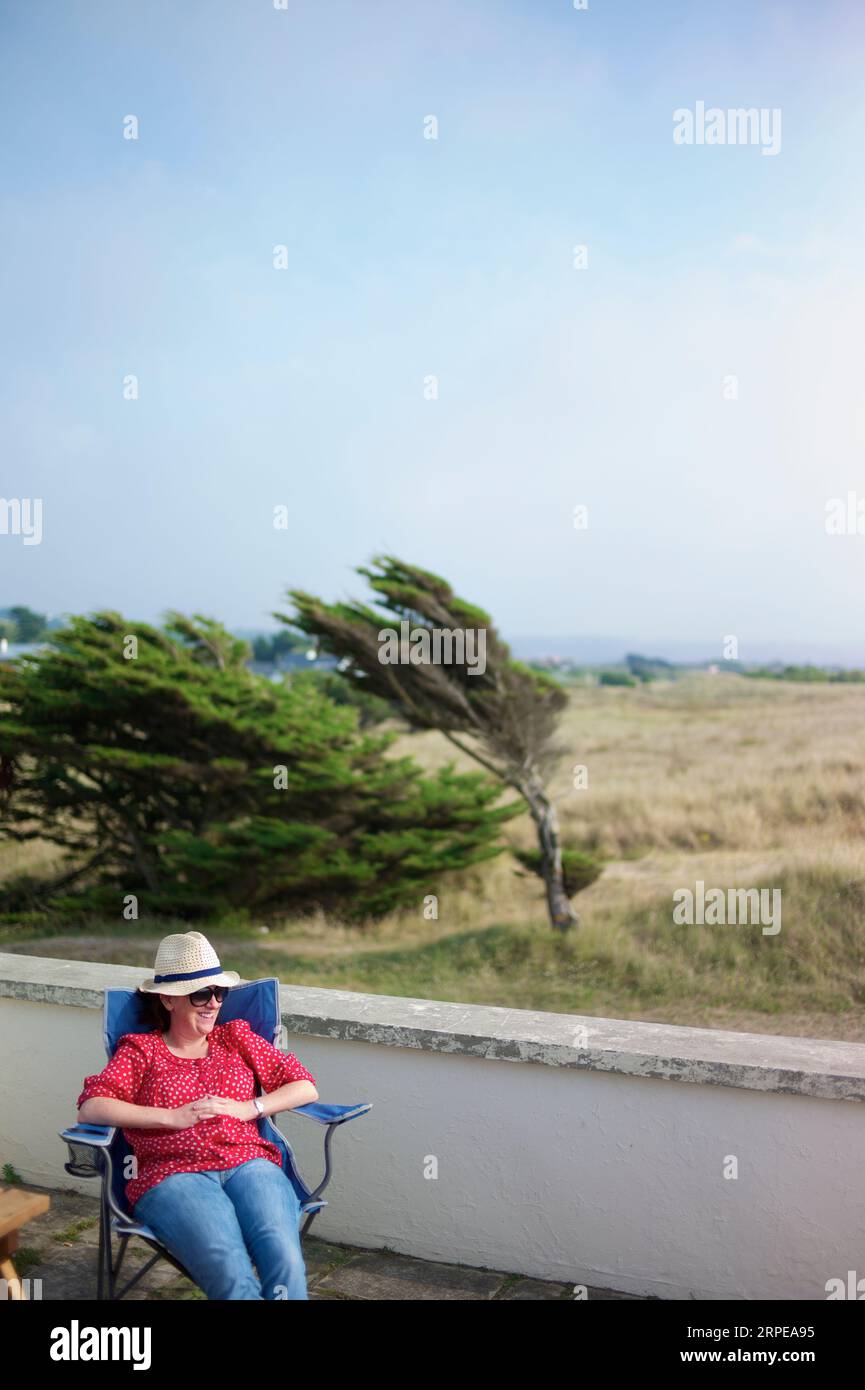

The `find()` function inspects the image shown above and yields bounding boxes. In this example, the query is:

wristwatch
[252,1097,265,1119]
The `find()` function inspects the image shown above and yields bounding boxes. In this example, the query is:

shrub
[512,846,604,898]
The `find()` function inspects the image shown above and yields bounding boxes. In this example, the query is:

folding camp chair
[59,977,371,1300]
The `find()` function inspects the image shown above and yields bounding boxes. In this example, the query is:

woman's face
[162,989,222,1039]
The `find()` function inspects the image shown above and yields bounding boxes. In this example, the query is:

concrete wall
[2,951,865,1300]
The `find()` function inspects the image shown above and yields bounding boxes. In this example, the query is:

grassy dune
[3,673,865,1040]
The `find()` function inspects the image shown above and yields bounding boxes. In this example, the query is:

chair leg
[298,1119,339,1243]
[114,1235,130,1289]
[98,1183,115,1301]
[300,1209,321,1241]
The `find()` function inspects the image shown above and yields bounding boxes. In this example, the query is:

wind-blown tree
[0,611,519,920]
[277,556,596,931]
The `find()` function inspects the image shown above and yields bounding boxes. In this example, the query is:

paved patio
[9,1183,650,1301]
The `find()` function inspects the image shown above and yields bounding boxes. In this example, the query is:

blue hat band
[153,965,226,983]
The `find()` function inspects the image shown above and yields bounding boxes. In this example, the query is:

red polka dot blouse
[76,1018,317,1211]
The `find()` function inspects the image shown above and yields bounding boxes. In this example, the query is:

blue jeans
[133,1158,309,1300]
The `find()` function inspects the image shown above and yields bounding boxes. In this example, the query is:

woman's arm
[195,1077,318,1123]
[256,1077,318,1117]
[77,1096,178,1131]
[220,1019,319,1112]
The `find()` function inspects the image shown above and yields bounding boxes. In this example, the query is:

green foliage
[511,846,604,897]
[279,554,569,779]
[251,629,307,662]
[599,670,637,687]
[743,664,865,683]
[288,668,391,728]
[0,606,48,643]
[625,652,672,682]
[0,611,520,921]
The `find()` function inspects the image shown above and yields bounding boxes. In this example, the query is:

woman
[76,930,319,1300]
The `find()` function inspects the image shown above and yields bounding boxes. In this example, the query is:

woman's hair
[142,991,171,1032]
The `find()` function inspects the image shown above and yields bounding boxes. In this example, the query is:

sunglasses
[186,986,230,1006]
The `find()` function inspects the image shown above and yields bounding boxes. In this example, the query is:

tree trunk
[440,731,580,933]
[518,775,579,932]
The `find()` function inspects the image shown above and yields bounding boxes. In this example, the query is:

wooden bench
[0,1186,50,1299]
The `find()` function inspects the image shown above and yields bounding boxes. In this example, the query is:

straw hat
[138,931,241,995]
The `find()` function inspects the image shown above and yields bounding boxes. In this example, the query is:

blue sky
[3,0,865,660]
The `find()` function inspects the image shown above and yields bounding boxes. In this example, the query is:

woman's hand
[169,1095,256,1128]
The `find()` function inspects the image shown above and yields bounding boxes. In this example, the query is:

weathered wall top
[2,950,864,1102]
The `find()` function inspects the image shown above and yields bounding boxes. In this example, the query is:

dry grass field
[3,672,865,1041]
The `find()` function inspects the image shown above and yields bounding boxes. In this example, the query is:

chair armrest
[59,1122,117,1180]
[60,1123,116,1147]
[290,1102,372,1125]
